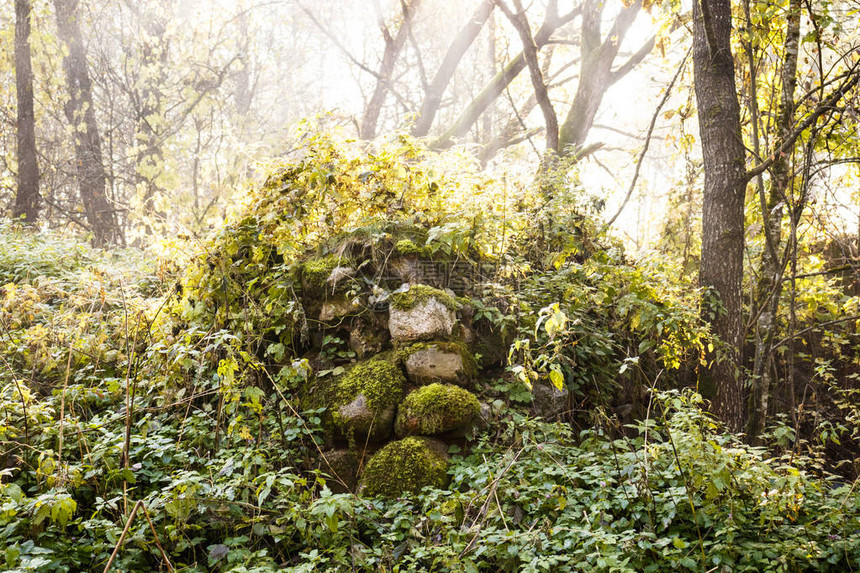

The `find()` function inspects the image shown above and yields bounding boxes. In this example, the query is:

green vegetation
[0,137,857,572]
[360,437,450,497]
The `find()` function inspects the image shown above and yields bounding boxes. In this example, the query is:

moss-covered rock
[389,284,458,311]
[301,254,351,294]
[360,437,449,497]
[323,358,406,443]
[393,238,423,256]
[388,285,459,342]
[400,340,477,385]
[395,383,480,437]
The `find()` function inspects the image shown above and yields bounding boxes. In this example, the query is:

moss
[393,238,422,256]
[398,339,478,379]
[389,284,458,311]
[301,254,346,289]
[361,437,449,497]
[395,383,480,436]
[323,358,405,441]
[336,358,404,412]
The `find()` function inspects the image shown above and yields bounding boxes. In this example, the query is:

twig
[0,355,30,441]
[102,500,174,573]
[603,48,690,229]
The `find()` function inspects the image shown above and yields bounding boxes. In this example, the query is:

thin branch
[746,62,860,180]
[603,48,690,228]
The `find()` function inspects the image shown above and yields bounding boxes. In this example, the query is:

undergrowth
[0,133,858,572]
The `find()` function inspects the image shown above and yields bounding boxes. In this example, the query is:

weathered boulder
[323,358,405,443]
[360,436,450,497]
[388,285,458,342]
[318,449,359,493]
[401,341,476,386]
[531,381,569,419]
[395,383,481,437]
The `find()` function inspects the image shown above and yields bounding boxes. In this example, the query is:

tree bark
[54,0,122,246]
[411,0,494,137]
[692,0,747,431]
[360,0,422,140]
[14,0,40,223]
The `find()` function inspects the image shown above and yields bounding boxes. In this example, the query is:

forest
[0,0,859,571]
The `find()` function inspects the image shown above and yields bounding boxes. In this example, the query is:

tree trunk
[432,6,579,149]
[132,2,169,234]
[495,0,558,152]
[14,0,40,223]
[54,0,122,246]
[692,0,747,431]
[749,0,801,439]
[558,0,646,154]
[360,0,422,140]
[411,0,494,137]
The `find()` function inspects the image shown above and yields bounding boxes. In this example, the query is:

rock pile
[304,283,488,497]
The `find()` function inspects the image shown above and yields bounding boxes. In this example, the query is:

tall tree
[54,0,122,246]
[692,0,748,431]
[13,0,40,223]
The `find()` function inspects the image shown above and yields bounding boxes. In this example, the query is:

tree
[54,0,122,246]
[360,0,423,140]
[691,0,747,431]
[13,0,39,223]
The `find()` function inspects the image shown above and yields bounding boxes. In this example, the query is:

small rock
[327,266,356,288]
[348,324,387,359]
[319,449,360,493]
[318,297,359,322]
[402,342,476,386]
[388,285,458,342]
[531,381,569,419]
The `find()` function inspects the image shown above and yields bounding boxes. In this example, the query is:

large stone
[388,285,458,342]
[402,341,476,386]
[338,394,397,442]
[395,383,481,437]
[322,358,406,443]
[359,436,450,497]
[531,381,569,419]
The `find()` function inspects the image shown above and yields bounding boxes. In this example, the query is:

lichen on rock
[395,383,481,437]
[393,238,423,256]
[360,436,450,497]
[389,284,458,311]
[301,254,351,294]
[400,340,477,385]
[388,285,459,342]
